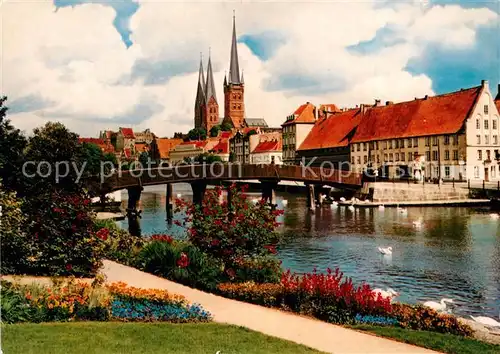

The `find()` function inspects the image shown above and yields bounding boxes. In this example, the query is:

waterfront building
[282,103,318,165]
[250,132,283,165]
[116,127,136,152]
[297,107,361,169]
[229,127,262,163]
[209,139,230,162]
[169,141,208,163]
[350,81,500,181]
[134,129,155,144]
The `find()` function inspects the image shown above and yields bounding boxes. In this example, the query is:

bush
[94,221,144,266]
[175,184,283,283]
[24,192,105,277]
[217,282,282,307]
[0,281,34,323]
[136,237,225,291]
[234,256,282,284]
[392,303,473,337]
[0,185,30,275]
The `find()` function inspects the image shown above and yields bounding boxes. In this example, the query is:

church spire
[196,52,206,101]
[205,48,217,103]
[229,11,241,85]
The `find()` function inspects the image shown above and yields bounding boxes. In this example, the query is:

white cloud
[1,1,498,137]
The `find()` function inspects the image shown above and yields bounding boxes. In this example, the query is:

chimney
[424,95,429,100]
[314,105,319,120]
[374,99,382,107]
[481,80,489,89]
[386,101,393,106]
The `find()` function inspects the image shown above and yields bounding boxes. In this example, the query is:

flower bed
[0,279,211,324]
[217,268,472,337]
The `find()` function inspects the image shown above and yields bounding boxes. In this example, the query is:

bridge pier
[261,180,278,205]
[306,184,315,211]
[191,180,208,206]
[166,183,173,224]
[126,186,143,218]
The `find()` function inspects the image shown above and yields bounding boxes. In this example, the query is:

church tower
[204,50,219,133]
[194,54,206,130]
[223,13,245,129]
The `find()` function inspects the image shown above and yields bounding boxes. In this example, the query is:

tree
[229,151,236,163]
[138,151,150,168]
[221,122,232,131]
[209,125,221,137]
[187,128,207,141]
[194,153,222,164]
[0,96,27,192]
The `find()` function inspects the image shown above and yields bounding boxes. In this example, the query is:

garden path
[102,260,439,354]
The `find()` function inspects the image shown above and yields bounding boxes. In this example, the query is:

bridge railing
[98,163,362,191]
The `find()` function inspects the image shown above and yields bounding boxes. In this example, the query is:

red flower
[151,234,173,243]
[65,264,72,271]
[264,245,277,254]
[226,268,236,278]
[210,239,220,246]
[177,252,189,268]
[173,220,182,226]
[96,228,109,241]
[53,207,64,213]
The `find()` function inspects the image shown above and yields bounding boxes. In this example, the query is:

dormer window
[484,105,489,114]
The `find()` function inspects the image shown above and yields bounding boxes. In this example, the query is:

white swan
[330,201,338,208]
[378,246,392,255]
[340,197,346,202]
[176,193,182,198]
[251,198,259,204]
[470,313,500,327]
[282,199,288,207]
[372,288,399,300]
[348,205,355,211]
[378,205,385,211]
[489,213,499,220]
[397,205,408,215]
[423,298,454,312]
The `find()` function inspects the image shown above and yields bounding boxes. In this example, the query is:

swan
[348,205,355,211]
[251,198,259,204]
[176,193,182,198]
[378,246,392,255]
[378,205,385,211]
[330,201,338,208]
[282,199,288,207]
[372,288,399,300]
[340,197,346,202]
[470,312,500,327]
[397,205,408,215]
[423,298,454,311]
[489,213,499,220]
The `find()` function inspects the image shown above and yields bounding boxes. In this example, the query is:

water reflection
[117,185,500,318]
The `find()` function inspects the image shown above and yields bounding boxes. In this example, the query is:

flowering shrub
[217,282,283,307]
[95,220,145,266]
[392,303,473,336]
[21,192,105,276]
[106,282,186,306]
[174,184,283,283]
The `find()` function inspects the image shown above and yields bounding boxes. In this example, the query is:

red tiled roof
[180,140,207,148]
[283,102,317,126]
[134,143,149,153]
[211,139,229,154]
[319,104,340,112]
[253,140,281,153]
[79,138,115,154]
[219,131,233,139]
[351,86,482,143]
[298,109,362,150]
[120,127,135,139]
[156,138,183,159]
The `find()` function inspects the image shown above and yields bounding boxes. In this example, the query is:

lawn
[1,322,324,354]
[350,325,500,354]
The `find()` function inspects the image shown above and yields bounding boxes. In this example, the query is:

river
[116,184,500,318]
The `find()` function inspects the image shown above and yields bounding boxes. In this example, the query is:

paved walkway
[102,260,438,354]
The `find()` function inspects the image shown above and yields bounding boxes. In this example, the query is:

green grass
[1,322,324,354]
[350,325,500,354]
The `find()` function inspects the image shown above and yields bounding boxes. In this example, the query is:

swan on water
[378,246,392,255]
[412,217,423,228]
[176,193,182,198]
[251,198,259,204]
[372,288,399,300]
[470,312,500,327]
[489,213,500,220]
[378,205,385,211]
[330,201,338,208]
[423,298,454,311]
[397,205,408,215]
[340,197,346,202]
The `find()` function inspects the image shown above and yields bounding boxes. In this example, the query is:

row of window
[475,135,499,145]
[477,149,500,161]
[351,135,460,152]
[474,165,499,178]
[352,150,461,165]
[475,117,498,130]
[232,94,242,100]
[232,104,242,109]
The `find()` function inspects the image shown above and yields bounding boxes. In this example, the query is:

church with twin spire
[194,14,264,133]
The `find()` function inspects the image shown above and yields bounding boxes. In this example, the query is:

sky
[1,0,500,137]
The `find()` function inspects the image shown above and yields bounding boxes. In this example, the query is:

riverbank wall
[363,182,471,203]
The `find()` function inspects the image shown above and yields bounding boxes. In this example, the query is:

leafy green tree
[194,153,222,164]
[187,128,207,141]
[209,125,221,137]
[0,97,27,192]
[221,122,232,131]
[138,151,150,168]
[229,151,236,163]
